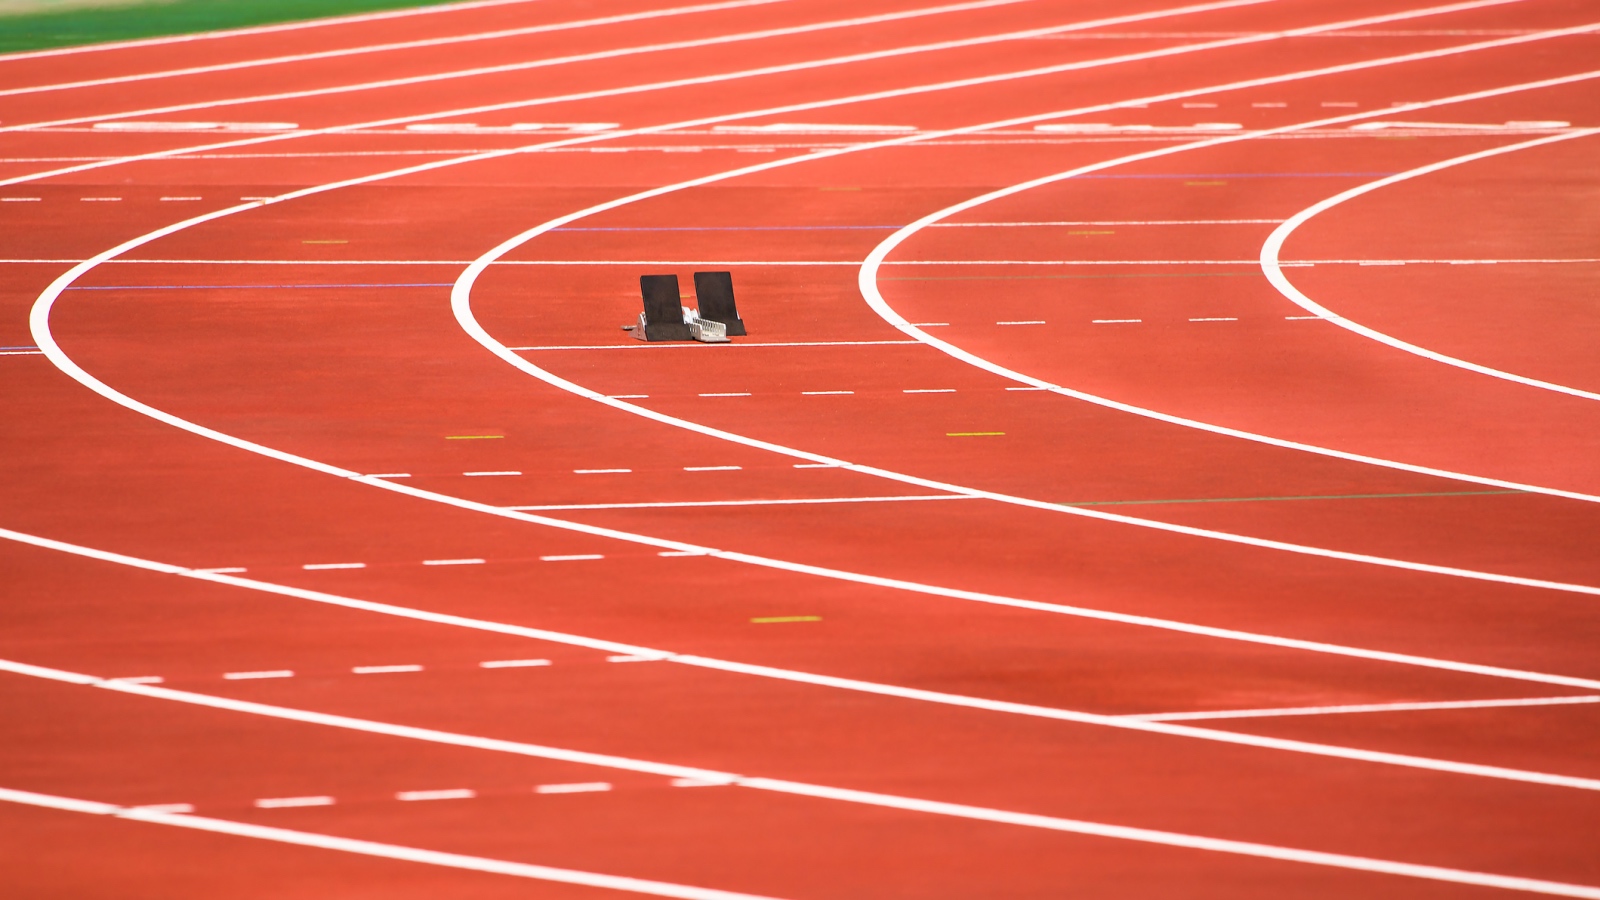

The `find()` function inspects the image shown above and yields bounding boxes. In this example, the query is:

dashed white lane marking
[607,393,650,398]
[223,670,294,680]
[1127,694,1600,722]
[535,782,613,794]
[540,554,605,562]
[132,803,196,813]
[683,465,742,472]
[793,462,843,468]
[109,676,163,684]
[396,788,476,802]
[909,322,949,327]
[2,197,41,202]
[256,795,336,808]
[801,390,855,395]
[462,470,522,476]
[996,320,1046,325]
[698,392,752,397]
[422,558,486,566]
[302,562,366,570]
[159,196,202,201]
[195,566,248,574]
[1251,101,1288,107]
[2,786,781,900]
[352,665,423,675]
[79,197,121,201]
[671,777,736,787]
[510,494,970,511]
[1286,315,1325,320]
[575,468,633,474]
[1092,318,1142,323]
[480,659,552,668]
[902,388,956,393]
[607,654,668,662]
[367,472,411,478]
[1189,316,1239,321]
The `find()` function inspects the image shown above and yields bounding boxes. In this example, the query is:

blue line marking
[64,283,454,291]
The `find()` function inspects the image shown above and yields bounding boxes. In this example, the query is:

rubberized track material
[2,0,1597,896]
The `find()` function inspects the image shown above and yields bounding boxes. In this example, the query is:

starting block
[626,272,745,343]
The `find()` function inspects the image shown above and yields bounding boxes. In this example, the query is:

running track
[2,0,1598,896]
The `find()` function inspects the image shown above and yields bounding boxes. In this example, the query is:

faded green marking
[1058,489,1525,508]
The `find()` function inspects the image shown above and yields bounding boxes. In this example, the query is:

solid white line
[1260,128,1600,401]
[4,533,1599,790]
[1189,316,1239,321]
[683,465,742,471]
[463,470,522,476]
[255,795,335,808]
[513,340,919,349]
[1128,694,1600,722]
[396,788,476,801]
[574,468,633,474]
[540,554,605,561]
[223,670,294,680]
[302,562,365,570]
[423,558,486,566]
[507,494,969,510]
[802,390,856,394]
[480,659,552,668]
[0,786,780,900]
[698,392,751,397]
[535,782,613,794]
[352,664,423,674]
[1,677,1596,896]
[0,0,795,99]
[902,388,956,393]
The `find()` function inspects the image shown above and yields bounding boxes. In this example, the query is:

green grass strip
[0,0,462,53]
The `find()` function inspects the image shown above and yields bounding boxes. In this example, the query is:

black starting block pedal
[693,271,746,336]
[626,273,734,343]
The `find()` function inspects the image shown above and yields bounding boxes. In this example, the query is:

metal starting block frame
[626,272,742,343]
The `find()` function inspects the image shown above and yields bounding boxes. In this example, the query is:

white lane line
[535,782,613,794]
[5,540,1599,792]
[1189,316,1239,321]
[480,659,552,668]
[463,470,522,476]
[422,558,486,566]
[302,562,366,570]
[0,0,794,99]
[699,392,752,397]
[223,670,294,680]
[160,196,202,201]
[367,472,411,478]
[1260,128,1600,402]
[903,388,956,393]
[658,550,709,557]
[853,70,1600,509]
[997,320,1047,324]
[939,218,1283,225]
[802,390,856,394]
[194,567,248,573]
[672,777,734,787]
[683,465,743,471]
[540,554,605,562]
[507,494,969,510]
[1006,386,1047,390]
[0,786,779,900]
[352,665,423,674]
[396,788,476,802]
[132,803,194,813]
[1126,694,1600,722]
[108,675,163,684]
[513,340,918,349]
[0,0,1143,139]
[0,0,1411,188]
[79,197,121,202]
[1092,318,1142,323]
[574,468,633,474]
[4,676,1597,898]
[1,196,41,201]
[255,795,335,808]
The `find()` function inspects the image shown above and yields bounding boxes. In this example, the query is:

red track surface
[2,0,1598,896]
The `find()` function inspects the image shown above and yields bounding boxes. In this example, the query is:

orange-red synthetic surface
[2,0,1597,897]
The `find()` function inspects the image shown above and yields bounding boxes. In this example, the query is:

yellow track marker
[947,432,1005,437]
[751,616,821,624]
[446,435,504,440]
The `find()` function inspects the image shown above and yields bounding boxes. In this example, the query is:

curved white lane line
[858,72,1600,507]
[10,522,1600,786]
[0,0,547,63]
[10,667,1600,897]
[0,787,787,900]
[1261,128,1600,401]
[28,20,1600,719]
[0,0,796,99]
